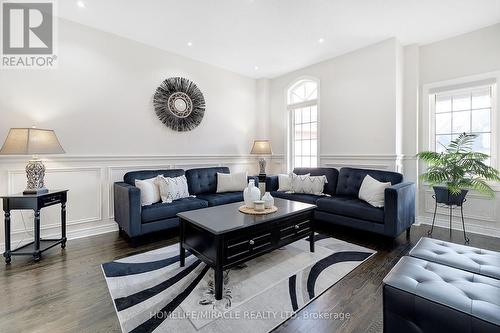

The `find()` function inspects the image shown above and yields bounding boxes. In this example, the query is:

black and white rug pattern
[102,234,375,333]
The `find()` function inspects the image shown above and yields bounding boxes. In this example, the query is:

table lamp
[0,128,65,194]
[250,140,272,176]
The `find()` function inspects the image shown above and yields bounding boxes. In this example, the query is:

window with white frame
[431,84,495,163]
[287,79,319,169]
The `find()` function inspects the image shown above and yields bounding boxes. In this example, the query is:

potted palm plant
[417,133,500,206]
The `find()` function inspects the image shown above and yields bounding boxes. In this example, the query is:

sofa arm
[384,182,415,237]
[113,182,142,238]
[265,175,279,192]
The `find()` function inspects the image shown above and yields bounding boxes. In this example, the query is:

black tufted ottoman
[383,256,500,333]
[409,237,500,280]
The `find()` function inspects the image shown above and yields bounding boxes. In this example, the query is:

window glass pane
[472,133,490,154]
[302,140,311,155]
[301,156,311,167]
[310,106,317,122]
[294,124,302,140]
[294,141,301,156]
[472,87,491,109]
[292,86,305,101]
[436,95,451,113]
[436,135,452,153]
[305,81,317,100]
[311,140,317,156]
[302,107,311,123]
[436,113,451,134]
[294,109,302,124]
[471,109,491,132]
[294,156,302,168]
[289,80,318,104]
[302,122,310,140]
[452,93,471,111]
[310,157,317,168]
[310,123,317,139]
[452,111,470,133]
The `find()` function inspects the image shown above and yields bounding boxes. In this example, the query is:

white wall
[0,18,263,248]
[268,38,403,171]
[419,23,500,85]
[0,19,259,156]
[416,23,500,236]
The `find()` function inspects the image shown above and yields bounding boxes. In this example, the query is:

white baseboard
[0,219,118,253]
[416,216,500,238]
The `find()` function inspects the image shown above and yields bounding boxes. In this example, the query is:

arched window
[287,78,319,170]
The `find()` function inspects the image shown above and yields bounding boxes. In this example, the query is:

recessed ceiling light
[77,1,86,8]
[187,41,193,47]
[254,66,259,70]
[318,38,325,43]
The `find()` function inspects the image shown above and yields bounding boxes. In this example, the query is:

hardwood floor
[1,224,498,333]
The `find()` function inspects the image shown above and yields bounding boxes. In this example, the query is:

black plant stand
[428,195,469,243]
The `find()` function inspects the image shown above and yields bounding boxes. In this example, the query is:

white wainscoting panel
[321,154,400,171]
[0,155,260,251]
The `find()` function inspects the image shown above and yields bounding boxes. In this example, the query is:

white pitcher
[243,179,261,208]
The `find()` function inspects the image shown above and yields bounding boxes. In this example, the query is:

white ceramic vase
[243,179,261,208]
[262,192,274,209]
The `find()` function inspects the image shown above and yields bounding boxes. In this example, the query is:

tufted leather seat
[409,237,500,280]
[384,256,500,333]
[271,191,323,205]
[141,197,208,223]
[316,195,384,223]
[196,192,243,207]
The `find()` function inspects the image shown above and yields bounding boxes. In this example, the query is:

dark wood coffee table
[177,198,316,300]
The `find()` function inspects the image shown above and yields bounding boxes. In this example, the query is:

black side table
[2,190,68,263]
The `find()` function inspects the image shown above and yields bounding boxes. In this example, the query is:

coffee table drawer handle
[249,239,255,245]
[294,225,300,230]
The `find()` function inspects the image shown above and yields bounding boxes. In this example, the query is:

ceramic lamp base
[24,159,48,195]
[258,158,266,174]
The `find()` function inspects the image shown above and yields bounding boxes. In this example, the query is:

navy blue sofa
[113,167,258,239]
[266,167,415,238]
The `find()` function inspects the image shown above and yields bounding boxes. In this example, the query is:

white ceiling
[58,0,500,78]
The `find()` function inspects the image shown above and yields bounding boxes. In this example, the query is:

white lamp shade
[250,140,272,155]
[0,128,65,155]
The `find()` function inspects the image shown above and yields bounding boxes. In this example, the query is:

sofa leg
[129,236,140,248]
[406,226,411,239]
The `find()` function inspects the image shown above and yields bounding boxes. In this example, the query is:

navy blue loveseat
[266,167,415,238]
[113,167,257,239]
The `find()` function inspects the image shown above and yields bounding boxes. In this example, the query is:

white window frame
[423,71,499,169]
[285,76,320,171]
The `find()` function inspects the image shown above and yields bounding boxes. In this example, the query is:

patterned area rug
[102,234,375,333]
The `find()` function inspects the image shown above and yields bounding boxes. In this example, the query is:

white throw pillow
[291,174,328,195]
[156,175,190,203]
[216,172,248,193]
[135,177,161,206]
[358,175,391,207]
[278,173,310,192]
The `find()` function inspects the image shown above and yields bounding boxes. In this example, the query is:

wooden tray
[238,205,278,215]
